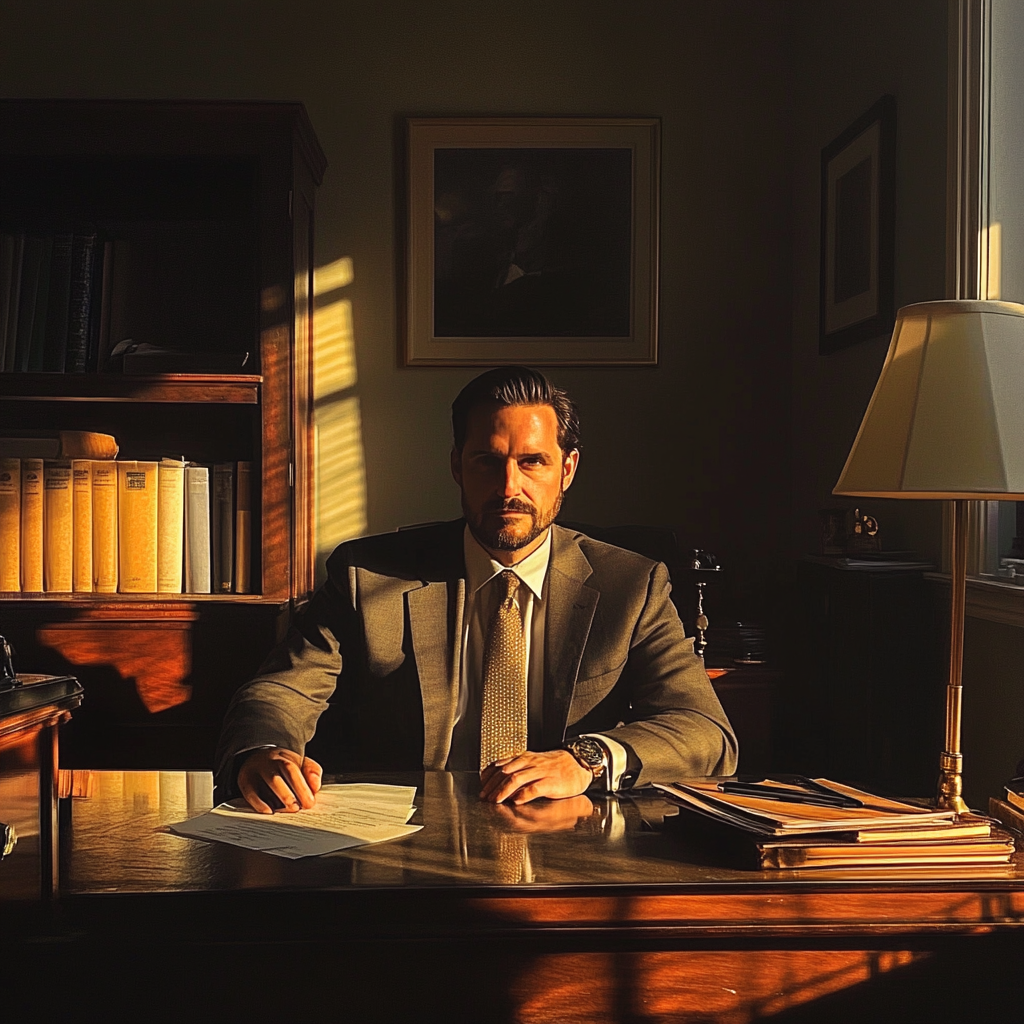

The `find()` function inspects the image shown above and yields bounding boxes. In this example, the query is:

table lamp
[833,299,1024,812]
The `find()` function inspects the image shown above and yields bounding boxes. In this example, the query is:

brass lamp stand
[937,500,970,813]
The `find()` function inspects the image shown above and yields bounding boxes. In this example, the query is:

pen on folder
[715,780,863,809]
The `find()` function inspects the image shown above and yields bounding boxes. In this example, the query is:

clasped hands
[237,746,593,814]
[478,748,594,804]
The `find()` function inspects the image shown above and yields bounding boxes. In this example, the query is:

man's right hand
[236,747,323,814]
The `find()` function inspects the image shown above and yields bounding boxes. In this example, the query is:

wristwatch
[563,736,607,780]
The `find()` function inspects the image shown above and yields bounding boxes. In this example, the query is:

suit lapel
[543,528,598,748]
[408,520,467,769]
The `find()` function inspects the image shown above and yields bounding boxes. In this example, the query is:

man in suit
[215,366,737,812]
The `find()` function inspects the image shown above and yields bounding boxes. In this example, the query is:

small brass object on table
[685,551,721,660]
[845,508,880,554]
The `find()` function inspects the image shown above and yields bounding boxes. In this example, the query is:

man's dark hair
[452,366,581,454]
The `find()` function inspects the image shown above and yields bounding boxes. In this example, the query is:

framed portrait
[404,117,660,365]
[819,95,896,355]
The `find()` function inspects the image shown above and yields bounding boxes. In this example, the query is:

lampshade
[834,300,1024,499]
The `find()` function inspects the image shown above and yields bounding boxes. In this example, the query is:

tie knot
[498,570,520,602]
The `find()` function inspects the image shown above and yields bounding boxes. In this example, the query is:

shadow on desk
[7,913,1022,1023]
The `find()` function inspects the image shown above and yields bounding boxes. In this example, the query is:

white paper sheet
[167,783,421,859]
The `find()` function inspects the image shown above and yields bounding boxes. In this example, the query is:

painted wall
[787,0,947,565]
[787,0,1021,806]
[0,0,795,621]
[10,0,1009,799]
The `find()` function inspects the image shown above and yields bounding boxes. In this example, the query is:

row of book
[0,230,124,375]
[0,452,252,596]
[657,776,1015,870]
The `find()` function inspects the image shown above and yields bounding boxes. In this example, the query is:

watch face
[569,738,604,769]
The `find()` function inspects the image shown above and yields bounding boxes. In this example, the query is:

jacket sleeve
[591,562,739,785]
[213,570,354,795]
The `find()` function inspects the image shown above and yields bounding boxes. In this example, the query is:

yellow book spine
[157,459,185,593]
[0,457,20,591]
[117,461,158,593]
[43,460,73,592]
[20,458,44,592]
[72,459,93,592]
[92,461,118,592]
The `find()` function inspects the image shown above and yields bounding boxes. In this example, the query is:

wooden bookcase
[0,100,326,768]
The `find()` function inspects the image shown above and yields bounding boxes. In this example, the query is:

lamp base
[936,750,969,813]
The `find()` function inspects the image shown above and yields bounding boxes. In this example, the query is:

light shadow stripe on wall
[313,257,366,582]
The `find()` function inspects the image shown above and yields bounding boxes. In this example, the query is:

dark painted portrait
[433,148,632,338]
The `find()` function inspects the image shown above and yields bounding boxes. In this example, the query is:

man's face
[452,402,579,561]
[491,167,533,232]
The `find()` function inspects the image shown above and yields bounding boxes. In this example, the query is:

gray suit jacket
[215,520,738,793]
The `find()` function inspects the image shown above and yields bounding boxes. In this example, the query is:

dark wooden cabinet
[0,101,326,768]
[707,665,780,776]
[778,558,946,796]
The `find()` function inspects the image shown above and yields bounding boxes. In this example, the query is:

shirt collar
[463,524,552,601]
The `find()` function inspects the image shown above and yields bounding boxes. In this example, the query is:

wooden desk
[7,770,1024,1023]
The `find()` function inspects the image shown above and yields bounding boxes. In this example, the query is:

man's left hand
[480,749,594,804]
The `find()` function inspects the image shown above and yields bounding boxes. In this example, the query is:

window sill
[924,572,1024,628]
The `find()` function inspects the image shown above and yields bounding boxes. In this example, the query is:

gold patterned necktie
[479,569,528,770]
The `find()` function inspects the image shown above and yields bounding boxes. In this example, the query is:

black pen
[787,776,864,806]
[716,781,861,809]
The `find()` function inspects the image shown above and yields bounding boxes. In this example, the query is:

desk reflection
[64,769,662,892]
[62,769,1023,896]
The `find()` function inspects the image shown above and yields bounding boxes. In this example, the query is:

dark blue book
[13,235,45,372]
[27,236,53,372]
[65,230,97,374]
[86,238,112,372]
[42,232,73,372]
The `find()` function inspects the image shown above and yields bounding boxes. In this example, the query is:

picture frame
[404,117,660,366]
[819,95,896,355]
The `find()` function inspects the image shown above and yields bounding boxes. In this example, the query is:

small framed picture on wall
[819,95,896,355]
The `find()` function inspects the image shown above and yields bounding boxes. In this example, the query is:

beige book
[72,459,93,592]
[157,458,185,593]
[234,461,252,594]
[20,458,44,592]
[91,461,118,592]
[184,464,211,594]
[43,460,73,592]
[0,457,20,591]
[117,461,158,593]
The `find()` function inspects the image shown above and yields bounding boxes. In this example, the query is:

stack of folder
[656,776,1017,870]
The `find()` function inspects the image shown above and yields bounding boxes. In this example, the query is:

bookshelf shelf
[0,372,262,404]
[0,593,287,607]
[0,100,326,769]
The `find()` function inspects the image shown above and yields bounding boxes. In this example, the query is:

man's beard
[464,488,563,552]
